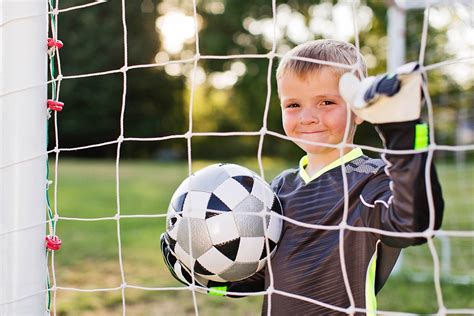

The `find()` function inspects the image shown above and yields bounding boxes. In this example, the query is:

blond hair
[276,39,367,80]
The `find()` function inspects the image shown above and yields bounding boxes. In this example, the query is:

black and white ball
[165,163,283,283]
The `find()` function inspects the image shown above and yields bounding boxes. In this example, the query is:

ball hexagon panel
[167,216,180,241]
[182,191,212,219]
[206,212,240,245]
[193,260,213,276]
[171,192,187,213]
[206,193,230,215]
[214,238,241,261]
[219,262,259,281]
[233,195,265,237]
[235,237,265,263]
[176,217,213,258]
[221,164,254,177]
[266,210,283,243]
[251,178,275,207]
[233,194,264,214]
[196,246,234,275]
[259,239,277,260]
[189,166,230,193]
[270,196,283,215]
[231,176,254,193]
[170,177,190,205]
[213,177,250,210]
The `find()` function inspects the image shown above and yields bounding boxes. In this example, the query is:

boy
[161,39,444,315]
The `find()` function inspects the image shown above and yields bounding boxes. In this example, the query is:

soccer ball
[165,163,283,283]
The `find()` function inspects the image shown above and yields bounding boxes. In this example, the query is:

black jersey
[228,121,444,315]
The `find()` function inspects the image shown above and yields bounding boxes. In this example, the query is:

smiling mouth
[299,131,325,134]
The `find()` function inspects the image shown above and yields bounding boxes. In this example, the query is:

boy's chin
[297,143,339,156]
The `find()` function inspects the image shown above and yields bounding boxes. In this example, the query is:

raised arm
[340,62,444,247]
[361,121,444,247]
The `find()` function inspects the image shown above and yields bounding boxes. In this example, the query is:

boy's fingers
[339,62,423,124]
[339,72,362,107]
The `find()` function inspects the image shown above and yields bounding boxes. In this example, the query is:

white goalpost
[0,0,48,315]
[0,0,473,315]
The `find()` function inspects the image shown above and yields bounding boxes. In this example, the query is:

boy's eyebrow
[280,97,298,102]
[280,94,342,102]
[281,94,342,101]
[312,93,342,98]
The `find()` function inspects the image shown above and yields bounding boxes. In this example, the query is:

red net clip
[46,235,62,251]
[47,100,64,112]
[47,38,64,50]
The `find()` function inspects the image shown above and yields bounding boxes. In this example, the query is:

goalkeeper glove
[339,62,423,124]
[160,233,231,296]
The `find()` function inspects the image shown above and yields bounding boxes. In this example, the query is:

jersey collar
[299,148,364,184]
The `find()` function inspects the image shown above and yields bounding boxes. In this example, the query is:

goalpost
[0,0,473,315]
[0,0,48,314]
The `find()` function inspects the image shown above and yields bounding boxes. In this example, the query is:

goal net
[0,0,472,315]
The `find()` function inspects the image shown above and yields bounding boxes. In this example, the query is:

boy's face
[278,67,363,155]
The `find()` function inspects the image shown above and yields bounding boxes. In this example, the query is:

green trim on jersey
[365,241,380,316]
[415,123,429,149]
[299,148,364,184]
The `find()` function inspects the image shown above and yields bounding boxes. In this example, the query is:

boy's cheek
[281,116,293,136]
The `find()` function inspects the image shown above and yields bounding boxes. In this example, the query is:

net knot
[47,38,64,50]
[47,100,64,112]
[46,235,62,251]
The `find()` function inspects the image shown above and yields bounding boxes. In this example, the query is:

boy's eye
[285,103,299,109]
[321,100,335,106]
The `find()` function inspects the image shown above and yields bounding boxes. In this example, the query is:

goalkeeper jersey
[228,121,444,315]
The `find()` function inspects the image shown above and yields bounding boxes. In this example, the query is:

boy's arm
[361,120,444,247]
[340,63,444,247]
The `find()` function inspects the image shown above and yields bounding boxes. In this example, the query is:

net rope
[0,0,473,315]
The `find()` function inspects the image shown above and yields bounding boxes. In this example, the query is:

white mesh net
[0,0,473,315]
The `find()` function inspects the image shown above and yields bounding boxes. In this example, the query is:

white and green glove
[339,62,424,124]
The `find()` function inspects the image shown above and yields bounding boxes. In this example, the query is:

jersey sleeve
[360,120,444,248]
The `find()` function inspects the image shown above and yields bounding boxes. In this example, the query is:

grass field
[48,158,473,315]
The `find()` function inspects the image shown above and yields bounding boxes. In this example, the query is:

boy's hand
[160,233,230,296]
[339,62,423,124]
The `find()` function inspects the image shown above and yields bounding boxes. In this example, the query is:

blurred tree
[51,0,185,158]
[52,0,468,160]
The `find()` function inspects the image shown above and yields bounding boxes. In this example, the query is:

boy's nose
[299,107,319,125]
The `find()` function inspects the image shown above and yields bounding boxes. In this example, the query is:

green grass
[49,159,473,315]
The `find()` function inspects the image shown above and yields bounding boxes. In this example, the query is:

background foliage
[52,0,472,161]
